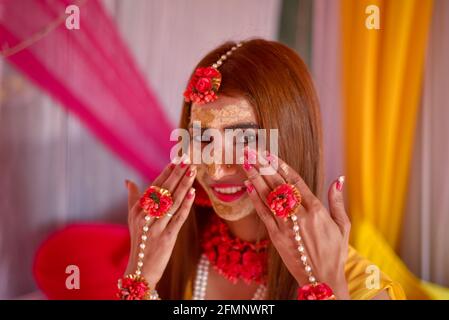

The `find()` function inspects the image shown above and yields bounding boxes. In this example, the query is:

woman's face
[189,95,259,221]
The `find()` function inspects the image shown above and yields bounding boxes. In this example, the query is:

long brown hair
[158,38,323,299]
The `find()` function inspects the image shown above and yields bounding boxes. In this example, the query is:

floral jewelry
[201,214,269,285]
[117,187,169,300]
[183,42,243,105]
[266,183,301,218]
[291,211,336,300]
[117,210,160,300]
[139,186,173,218]
[117,274,151,300]
[267,183,335,299]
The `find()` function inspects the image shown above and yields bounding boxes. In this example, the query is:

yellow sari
[183,246,406,300]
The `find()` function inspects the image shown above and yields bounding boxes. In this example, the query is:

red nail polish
[246,183,254,193]
[180,161,188,168]
[169,163,175,170]
[248,151,257,163]
[243,161,253,171]
[186,168,195,177]
[336,176,345,191]
[187,188,196,199]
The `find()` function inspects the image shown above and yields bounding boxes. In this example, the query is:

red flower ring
[183,67,222,104]
[297,283,336,300]
[117,274,150,300]
[266,183,301,218]
[139,186,173,218]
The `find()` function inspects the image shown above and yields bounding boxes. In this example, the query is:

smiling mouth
[210,184,247,202]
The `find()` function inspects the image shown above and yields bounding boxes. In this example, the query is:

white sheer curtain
[0,62,144,299]
[401,0,449,287]
[0,0,281,299]
[102,0,281,124]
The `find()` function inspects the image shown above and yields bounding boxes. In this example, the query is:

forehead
[190,96,257,129]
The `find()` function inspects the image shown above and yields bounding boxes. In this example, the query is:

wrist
[117,274,160,300]
[329,273,350,300]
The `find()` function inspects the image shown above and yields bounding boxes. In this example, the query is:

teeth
[213,186,243,194]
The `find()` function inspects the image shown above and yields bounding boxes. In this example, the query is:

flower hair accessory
[183,42,243,105]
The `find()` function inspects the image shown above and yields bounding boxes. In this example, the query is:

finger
[151,165,197,233]
[165,187,196,236]
[152,161,177,187]
[244,180,280,233]
[127,179,141,212]
[271,155,317,209]
[242,162,272,206]
[242,148,285,189]
[161,154,190,193]
[328,176,351,236]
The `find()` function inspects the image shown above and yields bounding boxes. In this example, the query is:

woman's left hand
[242,149,351,300]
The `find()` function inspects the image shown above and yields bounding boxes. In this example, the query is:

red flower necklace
[201,215,269,285]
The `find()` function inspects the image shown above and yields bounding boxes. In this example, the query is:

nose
[204,132,242,180]
[206,163,238,180]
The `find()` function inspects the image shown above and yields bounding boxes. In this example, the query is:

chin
[210,199,254,221]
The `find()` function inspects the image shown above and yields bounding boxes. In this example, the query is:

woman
[120,39,405,300]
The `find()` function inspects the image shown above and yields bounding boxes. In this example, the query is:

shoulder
[344,246,406,300]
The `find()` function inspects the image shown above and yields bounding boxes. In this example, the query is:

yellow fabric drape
[341,0,449,299]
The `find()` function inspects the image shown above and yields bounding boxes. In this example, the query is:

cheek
[196,165,208,183]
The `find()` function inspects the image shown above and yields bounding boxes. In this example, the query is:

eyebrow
[188,122,260,130]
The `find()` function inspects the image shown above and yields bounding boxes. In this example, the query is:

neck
[225,211,267,242]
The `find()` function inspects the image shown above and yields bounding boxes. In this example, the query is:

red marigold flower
[297,283,334,300]
[117,275,149,300]
[266,184,301,218]
[139,186,173,217]
[184,67,222,104]
[228,250,241,263]
[195,77,212,92]
[201,215,269,285]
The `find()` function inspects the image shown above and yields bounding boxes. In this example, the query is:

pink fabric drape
[0,0,174,179]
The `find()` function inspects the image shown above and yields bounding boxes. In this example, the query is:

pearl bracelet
[117,215,161,300]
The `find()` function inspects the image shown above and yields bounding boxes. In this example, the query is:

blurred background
[0,0,448,299]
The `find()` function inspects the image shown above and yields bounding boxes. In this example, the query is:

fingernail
[248,150,257,163]
[171,155,181,165]
[180,155,191,168]
[336,176,345,191]
[243,160,253,171]
[244,181,254,193]
[264,150,275,164]
[169,163,175,170]
[187,188,196,199]
[186,167,196,177]
[178,154,189,168]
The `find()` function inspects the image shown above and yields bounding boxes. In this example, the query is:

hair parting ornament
[183,42,243,105]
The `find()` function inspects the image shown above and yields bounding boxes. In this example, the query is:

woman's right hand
[124,157,196,289]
